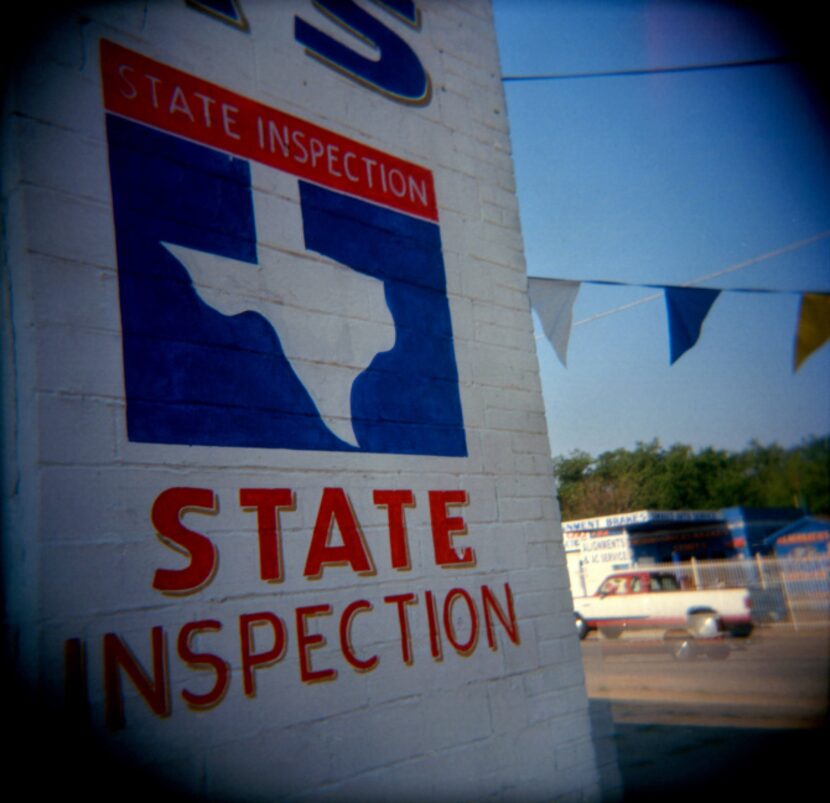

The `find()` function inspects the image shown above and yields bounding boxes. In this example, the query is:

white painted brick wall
[2,1,613,799]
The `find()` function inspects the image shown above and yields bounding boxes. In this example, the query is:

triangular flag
[794,293,830,370]
[186,0,249,30]
[664,287,720,364]
[528,278,581,366]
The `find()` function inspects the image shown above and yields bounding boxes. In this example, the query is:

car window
[654,574,680,591]
[599,577,626,595]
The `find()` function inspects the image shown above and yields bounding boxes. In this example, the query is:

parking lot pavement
[582,624,830,800]
[614,716,827,800]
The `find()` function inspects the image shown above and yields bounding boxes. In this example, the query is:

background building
[564,507,803,596]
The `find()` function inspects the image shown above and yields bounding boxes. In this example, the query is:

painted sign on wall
[3,2,608,797]
[102,40,465,455]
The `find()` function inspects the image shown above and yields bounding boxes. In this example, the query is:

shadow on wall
[5,666,198,801]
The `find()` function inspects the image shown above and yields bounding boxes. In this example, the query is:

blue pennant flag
[664,287,721,364]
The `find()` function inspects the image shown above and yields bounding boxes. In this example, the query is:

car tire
[599,626,623,639]
[686,608,721,638]
[575,614,588,640]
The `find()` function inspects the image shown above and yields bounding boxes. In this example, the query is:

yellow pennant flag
[794,293,830,370]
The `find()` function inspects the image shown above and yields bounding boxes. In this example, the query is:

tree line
[553,436,830,521]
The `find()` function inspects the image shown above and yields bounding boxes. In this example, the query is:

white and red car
[573,569,754,648]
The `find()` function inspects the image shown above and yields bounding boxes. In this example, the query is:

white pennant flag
[528,278,581,366]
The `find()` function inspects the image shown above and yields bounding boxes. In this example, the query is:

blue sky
[492,0,830,457]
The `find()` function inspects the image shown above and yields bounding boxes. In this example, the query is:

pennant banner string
[502,55,795,83]
[556,230,830,327]
[528,231,830,369]
[565,278,830,295]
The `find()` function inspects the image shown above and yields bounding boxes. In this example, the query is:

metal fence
[636,555,830,627]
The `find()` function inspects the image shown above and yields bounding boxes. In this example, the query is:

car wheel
[600,627,623,639]
[686,609,721,638]
[575,614,588,640]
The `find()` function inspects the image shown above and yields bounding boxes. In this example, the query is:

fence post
[780,559,800,632]
[755,552,767,589]
[690,556,701,589]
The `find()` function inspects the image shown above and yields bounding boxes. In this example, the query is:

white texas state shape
[162,236,395,448]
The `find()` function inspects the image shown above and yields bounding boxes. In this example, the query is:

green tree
[553,436,830,520]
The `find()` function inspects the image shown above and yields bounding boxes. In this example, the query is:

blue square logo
[106,114,466,456]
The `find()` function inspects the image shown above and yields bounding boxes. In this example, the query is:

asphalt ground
[581,622,830,800]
